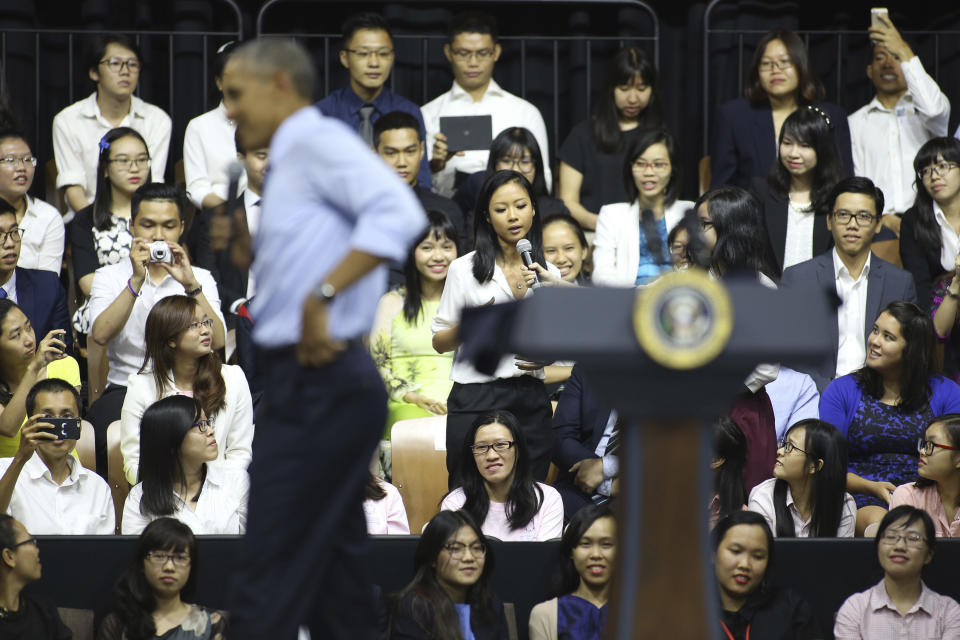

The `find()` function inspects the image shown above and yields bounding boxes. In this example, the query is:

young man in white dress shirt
[53,35,171,214]
[848,14,950,234]
[0,379,114,535]
[423,10,551,196]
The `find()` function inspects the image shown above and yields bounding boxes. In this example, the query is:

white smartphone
[870,7,888,29]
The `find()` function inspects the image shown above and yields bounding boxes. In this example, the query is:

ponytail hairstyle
[402,209,460,324]
[93,127,150,231]
[472,171,544,284]
[591,46,664,154]
[772,419,848,537]
[713,417,747,521]
[909,137,960,262]
[140,295,226,419]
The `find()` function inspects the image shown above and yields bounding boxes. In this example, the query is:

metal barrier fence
[256,0,660,161]
[702,0,960,155]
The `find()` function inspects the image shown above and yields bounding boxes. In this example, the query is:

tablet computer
[440,115,493,152]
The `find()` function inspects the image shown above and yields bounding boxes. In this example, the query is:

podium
[458,271,835,639]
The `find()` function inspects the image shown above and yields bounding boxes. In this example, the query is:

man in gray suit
[781,177,916,391]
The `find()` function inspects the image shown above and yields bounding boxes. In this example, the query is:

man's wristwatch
[184,284,202,297]
[312,282,336,303]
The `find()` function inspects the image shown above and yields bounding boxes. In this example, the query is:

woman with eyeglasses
[834,506,960,638]
[711,29,853,190]
[0,113,63,274]
[121,395,248,535]
[901,137,960,311]
[889,414,960,537]
[120,295,253,486]
[68,127,149,335]
[558,46,665,231]
[441,411,563,542]
[98,517,228,640]
[592,128,694,286]
[747,419,856,537]
[529,503,616,640]
[820,301,960,535]
[389,509,508,640]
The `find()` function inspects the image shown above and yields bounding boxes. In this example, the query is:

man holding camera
[86,182,224,471]
[0,379,114,534]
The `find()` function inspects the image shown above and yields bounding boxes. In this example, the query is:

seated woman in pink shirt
[362,472,410,535]
[834,506,960,638]
[889,415,960,537]
[441,410,563,541]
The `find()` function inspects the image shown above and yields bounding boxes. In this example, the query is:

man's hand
[297,295,345,366]
[16,415,58,462]
[868,15,914,62]
[569,457,605,494]
[129,238,151,288]
[429,132,463,173]
[159,243,201,290]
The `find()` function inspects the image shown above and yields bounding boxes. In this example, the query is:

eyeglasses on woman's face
[470,440,514,456]
[917,437,959,456]
[442,541,486,558]
[145,551,191,567]
[918,161,958,181]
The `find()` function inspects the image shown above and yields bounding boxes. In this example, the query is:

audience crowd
[3,7,960,639]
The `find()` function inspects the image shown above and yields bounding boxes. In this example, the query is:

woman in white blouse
[120,295,253,485]
[432,170,564,486]
[122,395,247,534]
[592,128,694,286]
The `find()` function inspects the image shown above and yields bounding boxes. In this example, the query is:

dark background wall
[1,0,959,203]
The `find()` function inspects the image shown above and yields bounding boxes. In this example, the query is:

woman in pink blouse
[889,415,960,537]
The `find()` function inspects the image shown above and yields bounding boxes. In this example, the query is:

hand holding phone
[36,416,82,441]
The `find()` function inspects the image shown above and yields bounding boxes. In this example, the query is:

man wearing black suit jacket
[781,177,916,391]
[0,202,71,349]
[551,365,618,521]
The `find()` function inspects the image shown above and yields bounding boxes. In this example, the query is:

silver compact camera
[148,241,172,263]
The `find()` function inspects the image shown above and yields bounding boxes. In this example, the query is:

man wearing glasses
[317,12,432,189]
[423,10,550,196]
[782,177,916,391]
[52,35,171,214]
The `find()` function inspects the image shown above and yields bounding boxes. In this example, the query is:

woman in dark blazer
[711,29,853,190]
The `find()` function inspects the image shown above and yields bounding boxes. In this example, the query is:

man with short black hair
[423,10,550,196]
[0,379,114,535]
[782,177,917,390]
[53,34,171,213]
[317,12,431,188]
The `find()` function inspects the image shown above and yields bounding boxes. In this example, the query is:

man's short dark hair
[86,34,142,77]
[0,198,15,217]
[373,111,421,148]
[0,514,17,556]
[827,176,885,216]
[25,378,82,418]
[131,183,187,223]
[341,12,392,48]
[448,10,499,44]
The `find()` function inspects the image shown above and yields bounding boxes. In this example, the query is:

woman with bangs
[559,46,665,231]
[120,295,253,486]
[751,105,844,276]
[711,29,852,190]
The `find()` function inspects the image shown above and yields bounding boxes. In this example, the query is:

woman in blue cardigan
[820,301,960,535]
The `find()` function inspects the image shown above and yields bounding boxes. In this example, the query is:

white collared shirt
[0,269,17,302]
[88,261,223,387]
[0,454,114,534]
[18,196,65,273]
[422,79,551,196]
[849,56,950,214]
[182,102,247,209]
[748,478,856,537]
[834,249,872,378]
[431,251,561,383]
[932,201,960,273]
[52,92,172,206]
[243,189,261,300]
[783,199,815,269]
[121,464,248,535]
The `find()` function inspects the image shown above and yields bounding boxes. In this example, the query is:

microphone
[516,238,540,289]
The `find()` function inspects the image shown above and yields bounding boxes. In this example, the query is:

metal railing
[702,0,960,155]
[256,0,660,162]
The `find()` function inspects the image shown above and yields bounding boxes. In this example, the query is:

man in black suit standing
[0,200,71,349]
[781,177,916,391]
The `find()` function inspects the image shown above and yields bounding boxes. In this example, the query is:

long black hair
[713,417,747,522]
[392,510,496,640]
[402,209,460,324]
[853,301,935,412]
[713,511,775,596]
[772,419,848,537]
[744,29,824,104]
[93,127,150,231]
[452,410,543,531]
[915,414,960,496]
[111,518,198,640]
[0,299,29,405]
[908,137,960,261]
[696,186,776,279]
[472,170,544,284]
[767,105,845,213]
[591,46,664,153]
[549,503,615,598]
[622,128,681,206]
[137,395,205,517]
[483,127,549,199]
